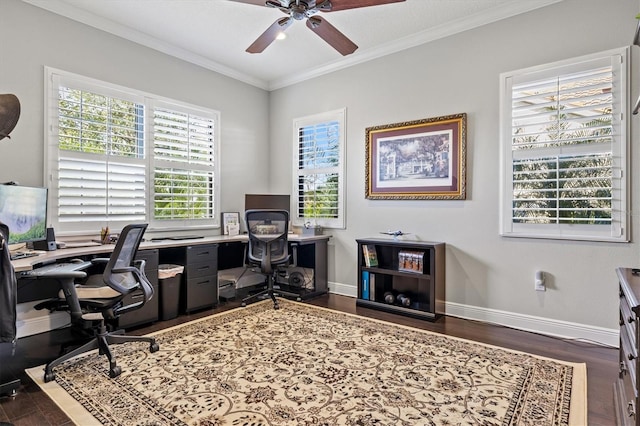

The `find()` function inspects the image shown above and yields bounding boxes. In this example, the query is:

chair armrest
[91,258,109,265]
[109,262,152,301]
[56,272,88,321]
[133,259,146,272]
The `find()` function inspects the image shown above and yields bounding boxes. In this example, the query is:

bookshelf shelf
[356,238,445,321]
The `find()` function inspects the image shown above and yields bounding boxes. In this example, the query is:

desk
[12,234,329,272]
[12,235,245,273]
[13,234,330,331]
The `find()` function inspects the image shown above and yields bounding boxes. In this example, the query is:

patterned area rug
[27,300,586,425]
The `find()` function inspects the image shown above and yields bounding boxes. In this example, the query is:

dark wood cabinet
[614,267,640,426]
[355,239,445,320]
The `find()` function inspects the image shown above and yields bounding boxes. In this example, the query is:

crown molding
[268,0,562,90]
[22,0,562,92]
[21,0,270,90]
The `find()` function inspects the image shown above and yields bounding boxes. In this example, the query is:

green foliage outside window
[154,170,212,220]
[59,88,143,157]
[57,86,215,223]
[298,121,340,220]
[512,105,613,225]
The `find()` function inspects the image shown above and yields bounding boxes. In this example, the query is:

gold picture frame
[365,113,467,200]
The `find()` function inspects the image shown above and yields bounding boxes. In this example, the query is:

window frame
[292,108,346,230]
[499,47,629,242]
[44,67,221,236]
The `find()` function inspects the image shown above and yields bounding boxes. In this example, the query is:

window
[293,108,346,229]
[151,102,216,222]
[45,68,220,234]
[499,48,628,242]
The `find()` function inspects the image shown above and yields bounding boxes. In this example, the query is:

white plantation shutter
[153,109,215,166]
[152,105,216,223]
[293,108,346,229]
[500,48,628,242]
[46,68,220,234]
[58,157,146,223]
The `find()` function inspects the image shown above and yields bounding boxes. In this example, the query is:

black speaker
[33,227,56,251]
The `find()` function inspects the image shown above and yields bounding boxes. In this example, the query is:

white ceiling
[22,0,560,90]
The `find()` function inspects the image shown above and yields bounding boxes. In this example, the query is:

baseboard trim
[445,301,618,348]
[327,283,618,347]
[328,281,357,297]
[16,302,70,338]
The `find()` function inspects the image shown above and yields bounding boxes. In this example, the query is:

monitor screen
[244,194,291,213]
[0,185,48,245]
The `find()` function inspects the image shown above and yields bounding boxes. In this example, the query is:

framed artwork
[221,212,240,235]
[365,113,467,200]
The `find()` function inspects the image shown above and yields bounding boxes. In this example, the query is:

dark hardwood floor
[0,294,617,425]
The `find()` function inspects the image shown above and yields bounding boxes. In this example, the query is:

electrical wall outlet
[535,270,546,291]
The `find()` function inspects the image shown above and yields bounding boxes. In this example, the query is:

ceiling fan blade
[246,17,293,54]
[228,0,272,6]
[306,16,357,56]
[318,0,405,12]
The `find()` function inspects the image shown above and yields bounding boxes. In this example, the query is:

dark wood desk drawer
[183,276,217,312]
[615,373,637,426]
[622,324,638,389]
[622,293,637,336]
[160,243,218,313]
[187,261,216,279]
[616,268,640,426]
[186,244,217,265]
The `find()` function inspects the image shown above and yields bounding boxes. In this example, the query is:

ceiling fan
[231,0,406,56]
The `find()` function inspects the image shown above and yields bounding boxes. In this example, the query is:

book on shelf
[362,271,370,299]
[362,244,379,267]
[369,273,375,301]
[398,250,425,273]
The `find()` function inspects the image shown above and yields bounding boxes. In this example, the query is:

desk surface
[12,233,330,272]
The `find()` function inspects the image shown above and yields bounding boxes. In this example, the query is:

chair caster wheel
[274,303,280,310]
[44,371,55,383]
[241,302,247,307]
[109,366,122,378]
[296,297,302,302]
[150,342,159,353]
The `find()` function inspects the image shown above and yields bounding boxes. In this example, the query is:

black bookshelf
[356,238,445,320]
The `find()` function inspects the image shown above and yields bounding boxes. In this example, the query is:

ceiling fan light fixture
[276,31,287,40]
[238,0,406,56]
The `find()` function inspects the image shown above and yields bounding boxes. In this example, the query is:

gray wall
[269,0,639,340]
[0,0,270,219]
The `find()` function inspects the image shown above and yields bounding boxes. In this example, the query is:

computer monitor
[0,184,48,245]
[244,194,291,213]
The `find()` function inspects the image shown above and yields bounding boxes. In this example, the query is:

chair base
[242,287,301,309]
[241,274,301,309]
[44,322,159,383]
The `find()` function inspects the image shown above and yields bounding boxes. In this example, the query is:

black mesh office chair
[37,224,159,382]
[242,209,299,309]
